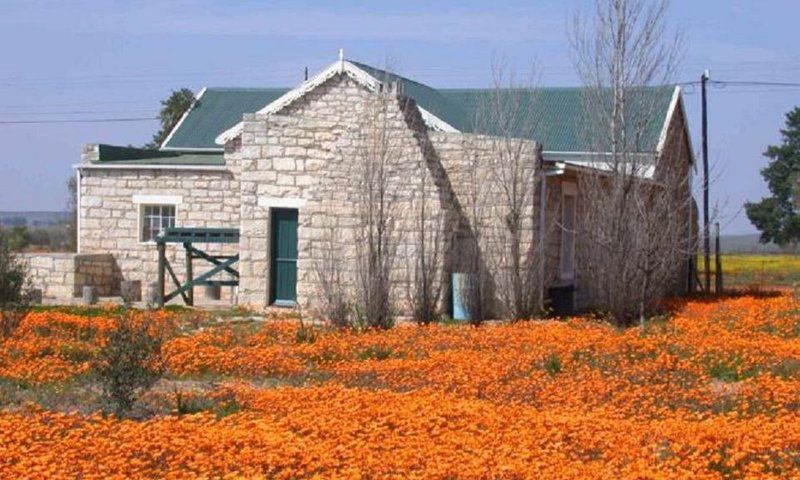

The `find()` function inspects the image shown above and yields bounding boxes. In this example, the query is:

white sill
[271,300,297,308]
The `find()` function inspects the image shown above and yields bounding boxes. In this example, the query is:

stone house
[33,56,695,315]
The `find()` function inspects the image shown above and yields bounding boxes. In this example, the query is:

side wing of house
[76,145,241,297]
[656,87,696,295]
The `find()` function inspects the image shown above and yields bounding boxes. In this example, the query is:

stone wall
[429,131,565,313]
[236,74,443,312]
[235,72,568,316]
[78,167,241,297]
[74,74,694,315]
[21,252,119,300]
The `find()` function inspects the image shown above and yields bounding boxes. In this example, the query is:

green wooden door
[270,208,298,306]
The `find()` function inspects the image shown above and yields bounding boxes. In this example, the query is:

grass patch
[771,359,800,380]
[705,355,760,383]
[174,390,242,418]
[543,353,563,376]
[704,254,800,287]
[295,321,318,344]
[357,345,398,361]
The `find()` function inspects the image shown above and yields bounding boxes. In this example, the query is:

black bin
[548,285,576,317]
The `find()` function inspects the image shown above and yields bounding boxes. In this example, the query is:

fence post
[157,241,166,307]
[714,222,723,294]
[184,243,194,307]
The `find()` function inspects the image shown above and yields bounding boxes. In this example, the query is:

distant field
[706,254,800,287]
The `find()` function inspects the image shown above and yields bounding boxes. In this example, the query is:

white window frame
[133,195,182,244]
[559,182,577,281]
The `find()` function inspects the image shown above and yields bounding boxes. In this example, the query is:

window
[140,204,176,242]
[560,184,577,280]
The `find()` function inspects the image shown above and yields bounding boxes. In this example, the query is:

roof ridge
[346,60,439,92]
[205,86,291,92]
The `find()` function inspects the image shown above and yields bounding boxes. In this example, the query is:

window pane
[140,204,176,241]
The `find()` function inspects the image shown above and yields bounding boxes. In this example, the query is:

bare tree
[570,0,694,325]
[406,155,444,325]
[457,146,490,325]
[314,223,351,328]
[351,82,402,329]
[464,61,545,321]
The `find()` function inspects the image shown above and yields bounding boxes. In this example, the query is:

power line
[680,79,800,87]
[0,117,157,125]
[0,109,155,116]
[0,99,162,109]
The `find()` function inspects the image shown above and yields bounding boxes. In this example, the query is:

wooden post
[184,243,194,306]
[157,241,166,307]
[536,144,546,313]
[715,222,723,294]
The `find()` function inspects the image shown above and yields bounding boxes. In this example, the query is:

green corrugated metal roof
[437,86,675,152]
[96,154,225,166]
[348,61,470,131]
[343,62,674,152]
[105,61,676,165]
[161,87,288,150]
[94,144,224,165]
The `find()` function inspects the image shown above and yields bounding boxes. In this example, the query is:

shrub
[314,226,352,329]
[295,320,318,344]
[0,229,31,338]
[94,313,164,416]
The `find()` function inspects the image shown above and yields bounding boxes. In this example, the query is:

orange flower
[0,294,797,478]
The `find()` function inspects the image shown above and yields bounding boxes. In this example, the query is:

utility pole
[701,70,711,293]
[715,222,723,293]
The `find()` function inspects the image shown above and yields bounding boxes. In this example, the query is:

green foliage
[174,389,242,418]
[705,355,759,383]
[357,345,397,361]
[2,225,31,251]
[543,353,563,376]
[294,320,318,344]
[94,313,164,417]
[745,107,800,246]
[146,88,195,148]
[0,229,31,338]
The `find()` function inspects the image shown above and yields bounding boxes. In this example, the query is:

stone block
[82,286,98,305]
[121,280,142,303]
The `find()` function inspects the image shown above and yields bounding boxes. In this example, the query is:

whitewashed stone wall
[21,252,118,300]
[236,74,444,312]
[429,132,565,310]
[73,73,693,314]
[78,167,240,297]
[234,73,568,315]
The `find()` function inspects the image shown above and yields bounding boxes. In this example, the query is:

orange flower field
[1,293,798,478]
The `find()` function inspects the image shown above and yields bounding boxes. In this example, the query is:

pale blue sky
[1,0,799,234]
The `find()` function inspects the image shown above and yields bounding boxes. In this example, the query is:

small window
[140,204,176,242]
[560,187,577,280]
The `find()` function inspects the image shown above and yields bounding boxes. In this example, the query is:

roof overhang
[160,87,208,151]
[214,60,458,145]
[656,85,695,164]
[74,163,229,172]
[544,151,659,180]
